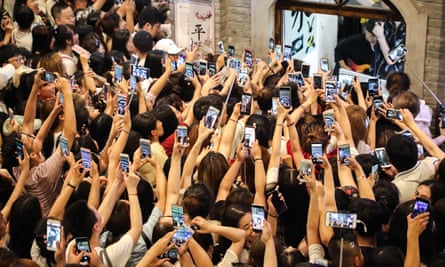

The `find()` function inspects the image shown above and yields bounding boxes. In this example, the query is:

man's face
[144,23,163,40]
[56,7,75,26]
[365,30,377,46]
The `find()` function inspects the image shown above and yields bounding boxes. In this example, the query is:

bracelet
[276,123,283,127]
[67,183,76,189]
[268,213,279,218]
[121,129,129,135]
[254,158,262,162]
[230,118,237,123]
[287,121,296,127]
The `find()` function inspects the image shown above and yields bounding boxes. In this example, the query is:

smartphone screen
[300,159,312,176]
[320,58,329,72]
[114,65,123,82]
[301,63,310,78]
[59,136,69,157]
[173,226,194,246]
[228,45,235,57]
[325,81,338,102]
[134,66,149,80]
[322,110,335,132]
[172,205,184,228]
[271,97,278,116]
[240,93,253,115]
[177,126,188,147]
[244,126,256,148]
[279,87,291,108]
[338,144,351,165]
[130,54,138,65]
[185,62,194,79]
[80,148,91,170]
[217,41,225,54]
[238,68,248,87]
[283,45,292,61]
[275,45,282,60]
[268,38,274,50]
[208,63,216,77]
[313,74,322,89]
[42,71,56,82]
[373,96,384,112]
[46,219,61,251]
[311,143,323,164]
[368,78,378,97]
[76,237,91,264]
[116,94,127,117]
[326,211,357,229]
[199,61,207,75]
[296,72,305,87]
[441,113,445,129]
[15,138,24,160]
[245,49,253,67]
[251,205,265,232]
[204,106,220,129]
[386,109,402,120]
[120,153,130,173]
[375,147,391,168]
[140,138,151,158]
[411,198,429,218]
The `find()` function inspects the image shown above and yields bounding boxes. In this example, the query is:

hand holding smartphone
[338,144,351,166]
[140,138,152,158]
[76,237,91,264]
[46,219,61,251]
[251,205,265,232]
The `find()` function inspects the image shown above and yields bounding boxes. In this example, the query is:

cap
[2,115,42,136]
[153,39,184,55]
[0,64,14,90]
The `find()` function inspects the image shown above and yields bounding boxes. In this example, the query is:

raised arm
[252,141,266,206]
[218,103,240,160]
[55,75,77,149]
[22,70,42,135]
[349,157,375,200]
[164,142,184,216]
[216,145,246,202]
[404,212,429,267]
[123,170,143,244]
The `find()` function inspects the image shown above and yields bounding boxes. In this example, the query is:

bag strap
[100,248,113,267]
[141,231,152,249]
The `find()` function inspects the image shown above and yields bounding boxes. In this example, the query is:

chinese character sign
[283,10,317,60]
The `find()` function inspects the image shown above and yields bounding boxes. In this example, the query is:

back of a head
[183,182,215,219]
[385,134,418,172]
[197,152,229,195]
[15,6,34,29]
[152,218,174,243]
[386,71,410,93]
[152,104,178,142]
[348,198,384,237]
[301,119,329,153]
[392,91,420,118]
[373,180,400,224]
[106,200,130,240]
[367,246,404,267]
[133,30,153,54]
[328,231,362,267]
[428,252,445,267]
[132,111,157,138]
[246,114,273,148]
[63,200,97,239]
[346,105,367,146]
[192,94,224,121]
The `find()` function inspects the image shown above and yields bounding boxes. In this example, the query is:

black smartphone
[80,147,91,170]
[301,63,310,78]
[46,219,61,251]
[442,113,445,129]
[208,62,216,77]
[120,153,130,173]
[244,126,256,148]
[75,237,91,264]
[199,60,207,76]
[140,138,151,158]
[245,49,253,67]
[171,205,184,228]
[283,45,292,61]
[228,45,235,57]
[42,71,56,82]
[411,197,429,218]
[268,38,275,51]
[386,109,402,120]
[311,143,323,164]
[177,126,189,147]
[373,96,384,113]
[59,136,69,157]
[251,205,265,232]
[240,93,253,115]
[267,189,288,214]
[368,78,378,97]
[15,138,24,160]
[338,144,351,166]
[279,87,291,108]
[320,58,329,72]
[313,73,322,89]
[185,62,194,80]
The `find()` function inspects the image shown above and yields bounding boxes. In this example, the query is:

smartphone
[238,67,248,87]
[139,138,151,159]
[268,38,275,50]
[228,45,235,57]
[116,94,127,117]
[46,219,61,251]
[240,93,253,115]
[133,66,150,80]
[275,44,282,60]
[311,143,323,164]
[338,144,351,166]
[129,75,137,91]
[114,64,123,82]
[338,74,353,88]
[368,78,379,97]
[159,248,178,262]
[322,110,335,132]
[199,60,208,76]
[301,63,311,78]
[208,62,216,77]
[325,80,338,102]
[325,211,357,229]
[59,136,69,157]
[373,96,384,114]
[15,138,24,160]
[375,147,391,168]
[279,86,291,108]
[295,72,305,87]
[80,147,91,170]
[411,198,429,218]
[75,237,91,264]
[386,109,402,120]
[388,44,408,62]
[251,205,265,232]
[300,159,312,176]
[271,97,278,116]
[204,106,220,129]
[42,71,56,82]
[288,72,297,84]
[103,83,109,98]
[245,49,253,67]
[130,54,138,65]
[173,225,194,246]
[172,205,184,228]
[244,126,256,148]
[217,41,225,54]
[120,153,130,173]
[266,189,288,214]
[185,62,194,80]
[312,73,322,89]
[441,113,445,129]
[283,45,292,61]
[320,58,329,72]
[230,59,241,72]
[177,126,188,147]
[371,164,379,181]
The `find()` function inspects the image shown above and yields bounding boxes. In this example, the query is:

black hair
[386,134,418,172]
[133,31,153,54]
[183,182,215,219]
[111,29,130,57]
[51,2,71,21]
[367,246,404,267]
[132,112,157,139]
[89,113,113,151]
[152,104,178,143]
[15,6,34,30]
[53,25,74,51]
[62,200,98,239]
[137,6,163,29]
[192,94,224,121]
[246,114,273,148]
[373,180,400,224]
[0,44,20,65]
[348,198,384,237]
[99,11,121,37]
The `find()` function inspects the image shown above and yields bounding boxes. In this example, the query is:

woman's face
[414,185,431,202]
[239,212,253,238]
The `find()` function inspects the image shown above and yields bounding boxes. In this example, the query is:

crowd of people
[0,0,445,267]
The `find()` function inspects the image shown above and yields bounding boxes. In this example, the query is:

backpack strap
[141,231,152,249]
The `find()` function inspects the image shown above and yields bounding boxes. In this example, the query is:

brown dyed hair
[346,105,368,147]
[38,52,66,77]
